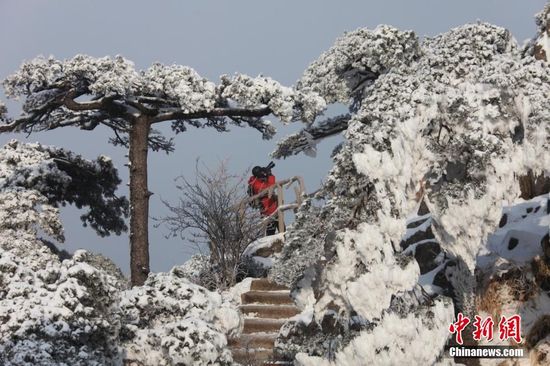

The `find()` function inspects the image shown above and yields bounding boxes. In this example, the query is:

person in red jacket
[248,163,281,235]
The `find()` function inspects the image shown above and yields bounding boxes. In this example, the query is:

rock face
[400,201,454,298]
[269,10,550,366]
[519,171,550,200]
[532,3,550,61]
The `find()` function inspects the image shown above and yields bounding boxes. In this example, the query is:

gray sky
[0,0,546,274]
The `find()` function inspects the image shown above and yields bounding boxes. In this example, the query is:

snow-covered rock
[529,2,550,61]
[294,297,453,366]
[241,233,285,274]
[474,194,549,365]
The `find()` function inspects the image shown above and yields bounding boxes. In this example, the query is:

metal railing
[238,176,306,233]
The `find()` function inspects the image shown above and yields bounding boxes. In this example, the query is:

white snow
[295,297,454,366]
[401,217,432,243]
[220,74,325,124]
[242,233,285,258]
[479,194,549,267]
[418,261,446,295]
[2,7,550,366]
[242,233,285,269]
[223,277,253,305]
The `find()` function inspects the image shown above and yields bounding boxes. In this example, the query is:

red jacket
[248,175,278,216]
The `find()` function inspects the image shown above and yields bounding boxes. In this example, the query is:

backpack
[247,180,261,209]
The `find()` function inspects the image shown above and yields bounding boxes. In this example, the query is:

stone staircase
[230,278,300,365]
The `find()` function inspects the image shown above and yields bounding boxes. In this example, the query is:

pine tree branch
[62,89,111,111]
[0,118,29,132]
[150,106,272,124]
[272,114,351,159]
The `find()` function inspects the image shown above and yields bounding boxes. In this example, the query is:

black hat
[252,166,263,178]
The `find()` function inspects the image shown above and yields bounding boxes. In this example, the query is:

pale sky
[0,0,546,274]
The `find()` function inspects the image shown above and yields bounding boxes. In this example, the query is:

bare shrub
[156,161,263,289]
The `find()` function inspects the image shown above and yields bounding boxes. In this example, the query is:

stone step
[229,333,278,349]
[231,348,274,365]
[243,318,287,334]
[231,348,291,366]
[242,291,293,305]
[250,278,289,291]
[240,304,300,319]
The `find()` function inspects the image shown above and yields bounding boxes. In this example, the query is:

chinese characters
[449,313,522,345]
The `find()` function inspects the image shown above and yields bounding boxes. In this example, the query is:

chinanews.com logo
[446,313,526,359]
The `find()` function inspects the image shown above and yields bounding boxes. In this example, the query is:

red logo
[449,313,470,345]
[472,315,494,341]
[498,315,522,343]
[449,313,521,344]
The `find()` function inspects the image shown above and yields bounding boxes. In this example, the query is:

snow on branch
[297,25,420,107]
[0,150,239,364]
[120,269,240,364]
[0,140,129,236]
[0,189,64,241]
[139,62,217,113]
[272,114,351,159]
[219,74,326,123]
[150,105,272,124]
[271,25,421,159]
[0,229,239,365]
[4,55,139,98]
[1,55,327,150]
[228,115,276,140]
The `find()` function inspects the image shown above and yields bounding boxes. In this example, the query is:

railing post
[277,184,284,233]
[297,176,305,196]
[294,185,302,207]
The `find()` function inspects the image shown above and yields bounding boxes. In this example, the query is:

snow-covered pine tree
[270,16,550,365]
[0,139,128,237]
[0,57,326,285]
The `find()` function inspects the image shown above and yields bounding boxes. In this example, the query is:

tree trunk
[129,115,151,286]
